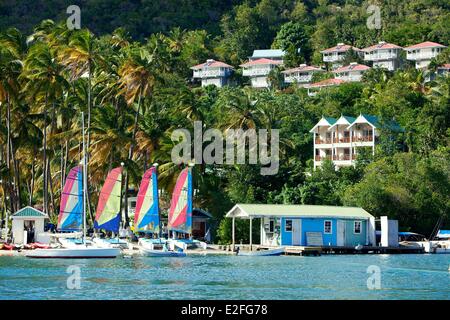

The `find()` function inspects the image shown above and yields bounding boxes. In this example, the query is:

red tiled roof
[320,44,361,53]
[362,42,402,51]
[282,65,324,74]
[191,60,234,70]
[334,63,371,73]
[404,41,447,50]
[438,64,450,70]
[308,78,345,88]
[240,58,283,67]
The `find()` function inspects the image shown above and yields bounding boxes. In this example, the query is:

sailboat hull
[140,247,186,257]
[25,247,121,259]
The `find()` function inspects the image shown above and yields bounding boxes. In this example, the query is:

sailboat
[166,164,207,251]
[92,166,130,249]
[26,113,120,259]
[137,164,186,257]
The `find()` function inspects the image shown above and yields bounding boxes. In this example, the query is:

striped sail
[57,166,83,231]
[168,167,192,234]
[134,167,159,233]
[94,167,122,232]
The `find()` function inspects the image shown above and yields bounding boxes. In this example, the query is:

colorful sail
[94,167,123,232]
[134,167,159,233]
[57,166,83,231]
[168,167,193,234]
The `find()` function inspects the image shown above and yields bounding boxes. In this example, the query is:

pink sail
[57,166,83,231]
[168,167,193,234]
[94,167,123,232]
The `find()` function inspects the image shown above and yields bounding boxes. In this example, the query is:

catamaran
[137,164,186,257]
[26,113,120,259]
[166,164,207,251]
[92,166,130,249]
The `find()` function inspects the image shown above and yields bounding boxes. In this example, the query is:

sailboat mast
[81,112,87,244]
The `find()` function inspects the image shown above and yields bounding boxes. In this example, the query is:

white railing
[364,52,399,60]
[323,53,346,62]
[284,74,313,83]
[406,52,439,60]
[243,67,272,77]
[193,69,226,78]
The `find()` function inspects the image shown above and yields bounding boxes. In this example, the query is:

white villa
[282,64,324,87]
[362,41,403,71]
[191,59,234,87]
[240,49,285,88]
[240,58,283,88]
[404,41,447,69]
[310,114,403,169]
[334,62,370,82]
[306,78,345,96]
[320,43,362,69]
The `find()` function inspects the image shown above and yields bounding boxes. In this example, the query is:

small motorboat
[139,242,186,257]
[237,247,285,256]
[92,237,131,249]
[25,246,121,259]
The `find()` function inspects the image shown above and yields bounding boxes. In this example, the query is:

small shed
[226,204,376,249]
[192,208,213,242]
[11,206,49,245]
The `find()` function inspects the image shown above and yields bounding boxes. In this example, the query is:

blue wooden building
[226,204,376,248]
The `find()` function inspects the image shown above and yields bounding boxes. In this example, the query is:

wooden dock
[235,244,424,256]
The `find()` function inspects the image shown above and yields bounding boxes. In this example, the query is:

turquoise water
[0,254,449,300]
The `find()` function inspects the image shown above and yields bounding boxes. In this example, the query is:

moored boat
[237,247,285,256]
[26,246,120,258]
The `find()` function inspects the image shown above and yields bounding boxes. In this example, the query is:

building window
[269,220,274,233]
[324,220,332,234]
[354,221,362,234]
[285,219,292,232]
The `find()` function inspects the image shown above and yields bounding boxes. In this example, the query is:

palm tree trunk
[29,148,36,206]
[123,92,143,228]
[43,95,48,214]
[48,159,57,218]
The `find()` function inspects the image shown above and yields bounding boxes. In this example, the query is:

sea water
[0,254,448,300]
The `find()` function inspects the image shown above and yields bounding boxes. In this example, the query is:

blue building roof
[251,49,285,59]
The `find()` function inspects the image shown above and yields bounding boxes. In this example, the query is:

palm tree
[21,41,68,216]
[0,28,26,212]
[117,46,156,227]
[58,29,103,220]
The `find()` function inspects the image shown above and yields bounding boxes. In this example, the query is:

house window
[285,219,292,232]
[354,221,362,234]
[324,220,332,234]
[269,220,275,233]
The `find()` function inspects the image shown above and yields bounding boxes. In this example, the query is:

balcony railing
[406,52,439,60]
[323,54,346,62]
[364,52,399,61]
[193,69,227,78]
[353,136,373,142]
[242,67,272,77]
[333,137,351,143]
[285,75,313,83]
[333,154,352,161]
[315,138,332,144]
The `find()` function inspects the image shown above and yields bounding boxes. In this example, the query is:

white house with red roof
[437,64,450,77]
[306,78,344,96]
[320,43,362,69]
[282,64,324,87]
[191,59,234,87]
[334,62,370,82]
[404,41,447,69]
[362,41,403,71]
[240,58,283,88]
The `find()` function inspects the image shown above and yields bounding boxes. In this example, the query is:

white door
[337,220,345,246]
[292,219,302,246]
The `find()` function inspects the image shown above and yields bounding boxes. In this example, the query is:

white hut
[11,206,49,245]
